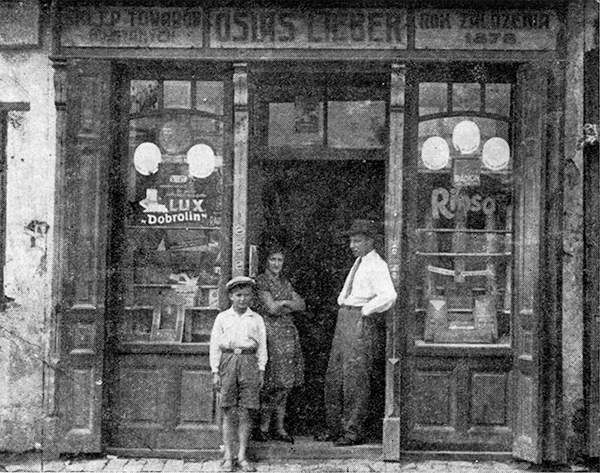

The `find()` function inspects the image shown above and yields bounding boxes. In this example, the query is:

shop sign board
[60,7,203,48]
[415,9,557,50]
[0,0,39,47]
[209,9,407,49]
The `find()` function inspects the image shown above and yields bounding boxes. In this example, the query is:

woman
[255,246,305,443]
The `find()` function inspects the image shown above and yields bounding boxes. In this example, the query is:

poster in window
[294,96,320,134]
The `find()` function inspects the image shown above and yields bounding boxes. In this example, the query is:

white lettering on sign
[60,7,203,48]
[144,211,220,227]
[415,9,557,50]
[209,9,406,49]
[167,198,205,212]
[431,187,496,220]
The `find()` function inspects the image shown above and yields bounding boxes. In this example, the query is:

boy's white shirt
[209,306,267,374]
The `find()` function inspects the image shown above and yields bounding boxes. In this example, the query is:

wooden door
[402,63,530,453]
[400,62,554,460]
[55,60,112,453]
[104,63,233,452]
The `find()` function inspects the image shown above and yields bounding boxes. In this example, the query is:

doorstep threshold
[107,437,382,461]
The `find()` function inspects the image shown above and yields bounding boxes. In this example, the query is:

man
[324,219,397,446]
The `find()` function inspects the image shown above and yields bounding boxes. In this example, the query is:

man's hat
[345,219,379,239]
[226,276,255,292]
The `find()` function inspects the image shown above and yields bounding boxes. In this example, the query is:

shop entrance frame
[51,50,566,462]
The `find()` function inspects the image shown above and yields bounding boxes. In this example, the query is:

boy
[210,276,267,472]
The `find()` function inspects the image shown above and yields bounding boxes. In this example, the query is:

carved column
[232,63,249,278]
[383,63,406,461]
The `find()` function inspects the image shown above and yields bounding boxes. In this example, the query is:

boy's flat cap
[226,276,255,291]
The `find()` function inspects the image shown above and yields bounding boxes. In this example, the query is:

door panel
[510,63,546,463]
[105,64,232,451]
[56,60,112,453]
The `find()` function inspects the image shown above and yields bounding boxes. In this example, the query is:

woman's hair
[265,244,285,259]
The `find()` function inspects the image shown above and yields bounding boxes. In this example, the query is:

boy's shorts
[219,351,260,409]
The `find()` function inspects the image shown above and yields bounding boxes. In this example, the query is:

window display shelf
[126,225,221,231]
[416,228,511,234]
[416,251,511,257]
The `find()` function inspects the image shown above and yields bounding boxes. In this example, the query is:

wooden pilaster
[383,63,405,461]
[232,63,249,278]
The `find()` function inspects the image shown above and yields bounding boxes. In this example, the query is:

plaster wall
[0,26,56,452]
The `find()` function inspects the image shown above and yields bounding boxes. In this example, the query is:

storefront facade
[0,0,589,463]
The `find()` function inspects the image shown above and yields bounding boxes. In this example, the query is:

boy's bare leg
[237,407,251,461]
[221,407,235,463]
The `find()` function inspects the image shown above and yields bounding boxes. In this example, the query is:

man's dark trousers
[324,306,383,441]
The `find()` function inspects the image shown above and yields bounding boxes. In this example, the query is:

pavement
[0,455,596,473]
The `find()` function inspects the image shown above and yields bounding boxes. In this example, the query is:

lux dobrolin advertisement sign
[59,7,556,51]
[134,162,222,228]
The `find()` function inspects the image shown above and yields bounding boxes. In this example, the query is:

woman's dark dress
[256,273,304,390]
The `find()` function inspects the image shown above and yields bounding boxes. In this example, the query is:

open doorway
[248,66,388,439]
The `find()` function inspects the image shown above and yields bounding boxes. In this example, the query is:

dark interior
[255,159,386,438]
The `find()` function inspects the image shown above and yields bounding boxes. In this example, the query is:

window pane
[268,101,324,147]
[195,81,224,115]
[452,83,481,112]
[124,80,226,344]
[419,116,509,169]
[328,100,385,149]
[164,81,191,109]
[486,84,511,116]
[419,82,447,116]
[130,80,159,114]
[413,114,512,345]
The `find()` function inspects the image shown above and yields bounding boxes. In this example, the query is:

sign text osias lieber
[211,9,405,44]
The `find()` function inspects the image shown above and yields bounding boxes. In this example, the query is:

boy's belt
[222,347,256,355]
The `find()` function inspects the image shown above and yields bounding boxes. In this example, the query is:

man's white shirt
[337,249,397,316]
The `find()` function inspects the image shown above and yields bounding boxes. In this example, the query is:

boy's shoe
[334,435,360,446]
[220,458,235,472]
[238,459,257,472]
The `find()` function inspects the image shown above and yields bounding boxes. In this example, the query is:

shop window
[266,80,386,151]
[195,81,224,115]
[419,82,447,116]
[121,77,226,344]
[452,83,481,112]
[414,80,513,345]
[163,81,192,109]
[328,100,385,149]
[268,100,324,147]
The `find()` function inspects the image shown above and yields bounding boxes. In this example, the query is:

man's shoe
[314,431,338,442]
[220,458,235,472]
[334,435,359,446]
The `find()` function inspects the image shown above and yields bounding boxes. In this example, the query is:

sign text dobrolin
[60,7,203,48]
[209,9,406,49]
[415,9,557,50]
